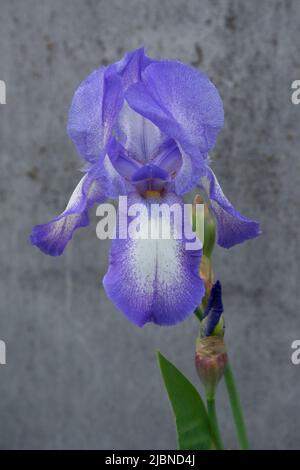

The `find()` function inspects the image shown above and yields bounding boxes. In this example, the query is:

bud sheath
[195,336,227,399]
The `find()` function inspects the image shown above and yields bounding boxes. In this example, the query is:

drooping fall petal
[103,192,204,326]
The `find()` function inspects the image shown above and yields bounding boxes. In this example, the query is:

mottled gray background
[0,0,299,450]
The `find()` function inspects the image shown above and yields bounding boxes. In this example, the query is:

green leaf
[157,351,214,450]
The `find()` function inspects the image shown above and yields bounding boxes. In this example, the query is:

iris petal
[103,192,204,326]
[108,140,141,181]
[67,67,123,163]
[116,47,152,89]
[125,60,224,158]
[31,173,105,256]
[200,167,261,248]
[90,153,135,198]
[153,140,182,175]
[67,48,154,164]
[115,101,164,163]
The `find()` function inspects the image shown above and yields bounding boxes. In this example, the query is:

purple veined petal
[67,66,123,163]
[173,149,205,195]
[154,144,205,195]
[112,111,184,183]
[151,139,203,195]
[31,173,106,256]
[103,191,204,327]
[153,139,182,175]
[125,60,224,158]
[67,47,153,164]
[108,139,141,180]
[90,153,135,198]
[115,101,165,163]
[200,167,261,248]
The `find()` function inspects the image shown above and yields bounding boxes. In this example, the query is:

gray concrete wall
[0,0,299,449]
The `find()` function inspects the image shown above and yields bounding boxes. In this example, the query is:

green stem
[224,362,249,450]
[206,397,224,450]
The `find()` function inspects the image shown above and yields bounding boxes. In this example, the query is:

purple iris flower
[31,48,260,327]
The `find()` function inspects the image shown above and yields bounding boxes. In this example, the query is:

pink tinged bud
[195,336,227,399]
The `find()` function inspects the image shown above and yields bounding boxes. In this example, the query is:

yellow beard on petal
[145,190,161,198]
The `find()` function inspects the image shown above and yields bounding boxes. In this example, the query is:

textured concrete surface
[0,0,300,450]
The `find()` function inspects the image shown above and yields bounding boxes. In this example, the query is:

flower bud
[200,280,224,337]
[195,336,227,399]
[200,312,225,339]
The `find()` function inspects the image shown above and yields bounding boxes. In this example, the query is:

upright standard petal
[67,66,123,163]
[115,102,164,163]
[67,48,153,164]
[115,47,152,90]
[125,60,224,158]
[31,173,106,256]
[200,167,261,248]
[103,192,204,326]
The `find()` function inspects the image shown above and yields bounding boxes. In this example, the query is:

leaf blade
[157,351,214,450]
